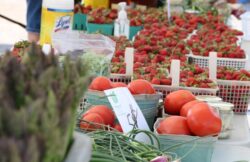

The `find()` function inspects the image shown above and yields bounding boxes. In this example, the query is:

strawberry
[159,49,168,56]
[151,78,161,85]
[160,78,172,85]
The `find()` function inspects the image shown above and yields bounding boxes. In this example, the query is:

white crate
[153,84,218,100]
[188,54,248,70]
[109,74,132,84]
[217,80,250,114]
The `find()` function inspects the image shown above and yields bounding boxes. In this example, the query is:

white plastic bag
[52,30,116,60]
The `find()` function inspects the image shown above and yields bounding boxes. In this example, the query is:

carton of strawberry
[216,66,250,113]
[88,8,117,24]
[217,66,250,81]
[188,23,245,59]
[11,40,30,61]
[87,8,118,35]
[74,4,92,14]
[73,4,92,30]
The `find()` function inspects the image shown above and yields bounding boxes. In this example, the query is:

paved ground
[0,0,27,53]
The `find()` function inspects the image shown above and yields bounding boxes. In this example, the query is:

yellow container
[84,0,109,8]
[40,0,74,45]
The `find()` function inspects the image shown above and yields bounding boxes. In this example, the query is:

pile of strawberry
[217,66,250,81]
[127,9,144,26]
[188,23,245,58]
[133,23,190,64]
[12,40,30,61]
[133,61,216,88]
[88,8,118,24]
[110,36,132,74]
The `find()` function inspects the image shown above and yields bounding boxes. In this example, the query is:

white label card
[209,52,217,82]
[104,88,151,143]
[170,59,180,86]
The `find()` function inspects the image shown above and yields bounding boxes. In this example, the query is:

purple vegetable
[150,156,168,162]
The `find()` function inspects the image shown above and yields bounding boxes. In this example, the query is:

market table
[212,145,250,162]
[211,110,250,162]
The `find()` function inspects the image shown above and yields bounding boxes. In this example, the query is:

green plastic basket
[73,13,87,30]
[129,26,143,40]
[84,90,161,129]
[87,23,114,35]
[143,107,158,129]
[153,118,217,162]
[85,90,161,110]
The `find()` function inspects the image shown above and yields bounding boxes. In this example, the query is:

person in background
[26,0,42,42]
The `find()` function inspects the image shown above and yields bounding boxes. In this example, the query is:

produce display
[89,76,157,95]
[81,52,111,76]
[164,90,196,115]
[87,130,176,162]
[159,90,222,137]
[188,23,244,58]
[217,66,250,81]
[74,4,92,14]
[0,44,89,161]
[11,40,30,60]
[110,36,132,74]
[88,8,118,24]
[216,67,250,113]
[4,2,250,162]
[80,105,116,129]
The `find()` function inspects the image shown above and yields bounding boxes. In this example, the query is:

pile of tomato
[83,77,222,137]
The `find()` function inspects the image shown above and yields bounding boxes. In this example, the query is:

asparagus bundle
[0,44,89,162]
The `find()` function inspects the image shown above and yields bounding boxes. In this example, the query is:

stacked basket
[83,90,162,129]
[154,118,217,162]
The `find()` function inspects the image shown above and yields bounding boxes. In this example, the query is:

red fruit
[112,57,120,63]
[114,124,123,132]
[180,100,202,117]
[160,78,172,85]
[187,102,222,137]
[164,90,196,115]
[90,76,113,91]
[157,116,191,135]
[118,67,126,74]
[80,113,105,130]
[85,105,115,126]
[159,49,168,56]
[128,79,156,95]
[115,50,124,57]
[112,82,127,88]
[151,78,161,85]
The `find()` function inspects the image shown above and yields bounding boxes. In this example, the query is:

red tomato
[164,90,196,115]
[89,76,113,91]
[157,116,191,135]
[187,102,222,137]
[128,79,156,95]
[180,100,202,117]
[114,124,123,132]
[85,105,115,126]
[112,82,127,88]
[80,113,104,130]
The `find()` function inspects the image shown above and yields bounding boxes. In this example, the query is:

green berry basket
[83,90,162,129]
[87,23,114,36]
[129,26,143,40]
[153,118,218,162]
[85,90,162,109]
[73,13,87,30]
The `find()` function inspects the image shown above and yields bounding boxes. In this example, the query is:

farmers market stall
[2,0,250,162]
